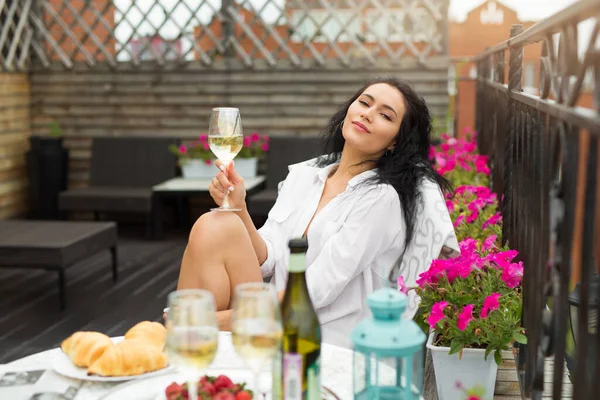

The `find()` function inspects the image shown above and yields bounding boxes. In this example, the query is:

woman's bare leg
[177,211,263,311]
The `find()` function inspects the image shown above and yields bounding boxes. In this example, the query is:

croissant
[87,339,168,377]
[61,331,114,368]
[124,321,167,349]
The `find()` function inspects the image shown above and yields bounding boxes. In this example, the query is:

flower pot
[426,332,498,400]
[235,157,258,178]
[180,159,216,179]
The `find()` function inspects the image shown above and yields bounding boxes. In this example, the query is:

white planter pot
[234,157,258,178]
[180,159,216,179]
[427,332,498,400]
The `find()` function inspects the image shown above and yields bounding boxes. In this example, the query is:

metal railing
[474,0,599,398]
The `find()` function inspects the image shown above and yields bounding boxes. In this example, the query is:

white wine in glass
[165,289,219,400]
[231,282,283,396]
[208,107,243,212]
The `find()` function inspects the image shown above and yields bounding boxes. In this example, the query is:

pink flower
[459,238,478,254]
[243,136,252,147]
[441,143,450,153]
[397,275,407,294]
[466,209,479,223]
[462,126,472,135]
[446,260,473,283]
[261,142,269,152]
[199,134,208,142]
[481,293,501,318]
[204,159,212,165]
[502,261,524,288]
[179,144,187,154]
[203,142,210,151]
[428,146,436,160]
[464,142,477,153]
[262,135,270,142]
[251,132,260,142]
[446,200,455,212]
[468,396,482,400]
[482,235,498,251]
[457,304,474,331]
[483,212,502,229]
[475,155,491,175]
[427,301,449,329]
[458,158,472,171]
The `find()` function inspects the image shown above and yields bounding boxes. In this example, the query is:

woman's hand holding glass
[208,160,247,211]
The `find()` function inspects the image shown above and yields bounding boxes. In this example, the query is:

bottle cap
[288,238,308,253]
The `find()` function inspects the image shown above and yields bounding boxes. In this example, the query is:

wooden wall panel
[30,63,450,188]
[0,74,31,219]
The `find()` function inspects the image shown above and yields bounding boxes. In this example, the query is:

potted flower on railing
[409,237,526,399]
[169,133,269,179]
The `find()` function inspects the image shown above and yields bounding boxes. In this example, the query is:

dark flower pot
[26,136,69,219]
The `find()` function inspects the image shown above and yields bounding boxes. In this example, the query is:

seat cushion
[59,187,153,213]
[247,189,278,217]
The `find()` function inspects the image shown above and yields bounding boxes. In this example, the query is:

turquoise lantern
[351,288,426,399]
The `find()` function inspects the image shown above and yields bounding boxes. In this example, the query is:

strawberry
[165,383,182,400]
[235,390,253,400]
[213,392,236,400]
[200,381,217,396]
[214,375,234,391]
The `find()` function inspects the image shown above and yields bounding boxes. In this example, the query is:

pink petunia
[427,301,449,329]
[475,155,491,175]
[428,146,437,160]
[251,132,260,141]
[483,212,502,229]
[204,159,212,165]
[502,261,524,288]
[261,142,269,152]
[199,134,208,142]
[446,260,473,283]
[466,209,479,223]
[243,136,252,147]
[463,142,477,153]
[457,304,474,331]
[203,142,210,151]
[482,235,498,251]
[481,293,501,318]
[459,238,478,254]
[446,200,455,212]
[468,397,482,400]
[397,275,408,294]
[179,144,187,154]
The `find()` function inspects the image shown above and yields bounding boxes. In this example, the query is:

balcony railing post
[502,24,524,246]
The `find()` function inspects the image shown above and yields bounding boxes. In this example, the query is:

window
[365,7,436,43]
[290,10,360,43]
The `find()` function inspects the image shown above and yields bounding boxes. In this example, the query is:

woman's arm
[237,206,268,265]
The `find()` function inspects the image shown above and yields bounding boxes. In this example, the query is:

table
[1,332,358,400]
[0,220,118,310]
[151,176,266,238]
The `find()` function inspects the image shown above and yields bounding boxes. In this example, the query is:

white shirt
[258,158,458,349]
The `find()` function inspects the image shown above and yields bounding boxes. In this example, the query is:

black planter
[26,136,69,219]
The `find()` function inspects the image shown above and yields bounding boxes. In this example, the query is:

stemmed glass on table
[231,282,283,396]
[165,289,219,400]
[208,107,244,212]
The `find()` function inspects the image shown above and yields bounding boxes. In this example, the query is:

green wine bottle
[276,238,322,400]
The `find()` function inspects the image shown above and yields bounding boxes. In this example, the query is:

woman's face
[342,83,406,157]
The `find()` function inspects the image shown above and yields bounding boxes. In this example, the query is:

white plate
[98,368,341,400]
[52,336,175,382]
[99,369,266,400]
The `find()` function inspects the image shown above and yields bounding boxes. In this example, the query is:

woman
[176,77,458,348]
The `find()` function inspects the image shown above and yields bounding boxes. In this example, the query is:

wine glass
[231,282,283,396]
[208,107,244,212]
[165,289,219,400]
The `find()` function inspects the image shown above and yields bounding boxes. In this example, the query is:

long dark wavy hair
[316,77,452,253]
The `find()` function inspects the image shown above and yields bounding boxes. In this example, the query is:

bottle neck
[286,253,311,298]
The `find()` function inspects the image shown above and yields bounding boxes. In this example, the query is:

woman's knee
[189,211,246,247]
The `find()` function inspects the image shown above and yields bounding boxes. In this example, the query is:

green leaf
[494,349,503,366]
[484,346,494,361]
[449,338,463,355]
[514,332,527,344]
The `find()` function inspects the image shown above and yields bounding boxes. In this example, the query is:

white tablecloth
[1,332,357,400]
